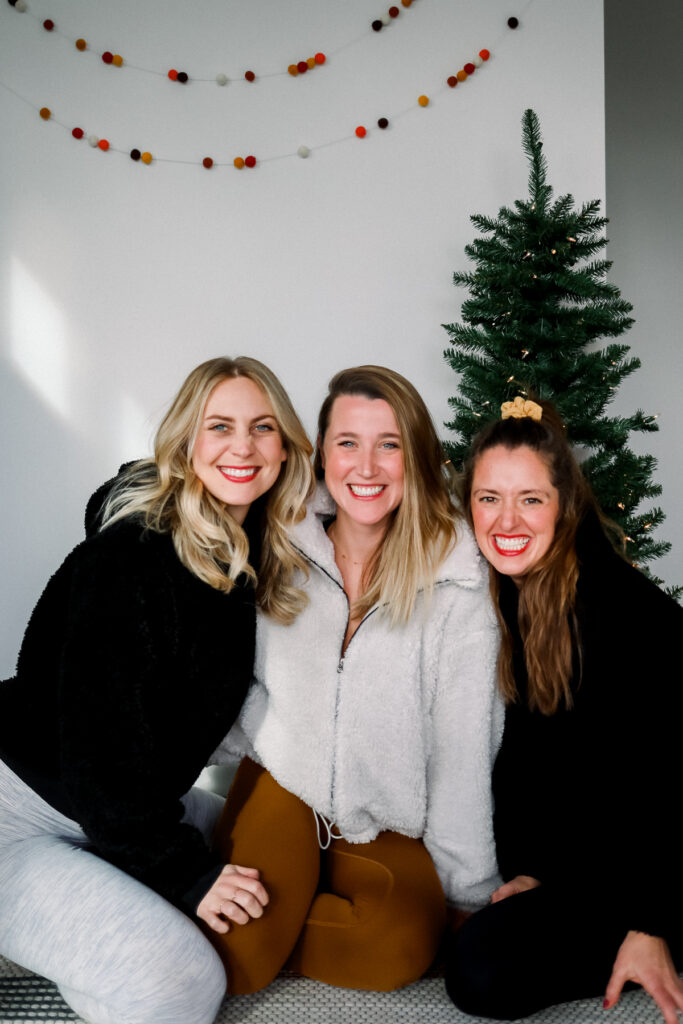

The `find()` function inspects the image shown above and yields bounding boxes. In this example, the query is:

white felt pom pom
[297,145,310,158]
[88,134,99,147]
[216,73,228,86]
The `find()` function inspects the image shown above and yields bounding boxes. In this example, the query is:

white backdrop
[1,0,614,672]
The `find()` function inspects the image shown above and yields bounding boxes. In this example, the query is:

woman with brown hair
[211,365,503,994]
[0,356,313,1024]
[444,397,683,1023]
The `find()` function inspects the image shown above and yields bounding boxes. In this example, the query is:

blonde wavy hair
[463,400,597,714]
[314,365,460,625]
[101,357,313,623]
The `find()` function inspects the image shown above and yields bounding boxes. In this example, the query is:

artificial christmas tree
[443,108,676,590]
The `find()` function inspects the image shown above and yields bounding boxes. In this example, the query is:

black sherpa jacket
[492,512,683,944]
[0,485,261,914]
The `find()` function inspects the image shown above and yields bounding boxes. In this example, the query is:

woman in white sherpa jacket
[209,366,504,995]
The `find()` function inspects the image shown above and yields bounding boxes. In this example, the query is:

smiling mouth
[493,535,530,555]
[219,466,259,482]
[348,484,386,498]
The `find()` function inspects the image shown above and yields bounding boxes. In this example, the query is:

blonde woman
[212,365,503,994]
[0,357,312,1024]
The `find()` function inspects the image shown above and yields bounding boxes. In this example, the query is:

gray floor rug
[0,955,667,1024]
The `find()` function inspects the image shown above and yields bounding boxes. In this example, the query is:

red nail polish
[603,998,610,1009]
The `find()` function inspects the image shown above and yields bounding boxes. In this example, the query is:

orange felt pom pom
[98,139,110,151]
[112,54,123,67]
[418,94,429,107]
[306,57,315,69]
[288,64,298,76]
[75,38,87,51]
[234,157,245,169]
[315,52,326,64]
[39,107,51,120]
[456,69,468,82]
[479,48,490,60]
[141,151,152,164]
[355,126,367,138]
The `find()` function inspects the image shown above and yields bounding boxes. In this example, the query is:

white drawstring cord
[313,809,343,850]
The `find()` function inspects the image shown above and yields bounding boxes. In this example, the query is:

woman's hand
[196,864,269,934]
[604,931,683,1024]
[490,874,541,903]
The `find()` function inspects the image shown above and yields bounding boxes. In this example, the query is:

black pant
[444,886,682,1020]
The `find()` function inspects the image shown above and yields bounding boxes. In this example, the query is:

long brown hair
[101,357,313,623]
[463,401,595,714]
[315,365,459,624]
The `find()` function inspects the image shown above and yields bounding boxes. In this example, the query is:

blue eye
[210,423,229,432]
[254,423,275,433]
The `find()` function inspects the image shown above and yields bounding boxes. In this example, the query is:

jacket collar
[289,483,485,590]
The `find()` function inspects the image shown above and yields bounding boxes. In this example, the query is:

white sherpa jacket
[215,484,504,910]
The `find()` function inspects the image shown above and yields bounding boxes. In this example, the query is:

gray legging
[0,758,227,1024]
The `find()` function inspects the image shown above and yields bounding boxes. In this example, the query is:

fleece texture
[0,508,259,913]
[216,484,504,911]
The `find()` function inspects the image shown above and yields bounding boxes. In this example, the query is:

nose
[357,445,378,478]
[229,428,255,458]
[498,498,519,533]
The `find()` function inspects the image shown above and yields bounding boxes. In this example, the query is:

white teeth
[494,536,530,552]
[349,485,385,497]
[221,467,255,478]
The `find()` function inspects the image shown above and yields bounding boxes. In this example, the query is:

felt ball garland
[6,0,528,172]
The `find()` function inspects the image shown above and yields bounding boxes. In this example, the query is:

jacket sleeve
[57,531,225,915]
[423,588,504,910]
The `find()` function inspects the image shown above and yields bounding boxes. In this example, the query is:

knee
[444,920,522,1021]
[62,941,226,1024]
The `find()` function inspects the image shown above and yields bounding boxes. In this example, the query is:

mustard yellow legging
[209,758,446,994]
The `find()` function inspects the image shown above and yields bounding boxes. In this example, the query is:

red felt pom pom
[479,48,490,60]
[372,19,382,30]
[245,155,256,167]
[389,6,399,16]
[72,127,84,138]
[168,69,178,80]
[43,19,54,30]
[464,62,475,74]
[102,51,114,64]
[315,52,326,64]
[130,148,141,160]
[355,126,367,138]
[297,60,308,73]
[203,157,213,169]
[507,16,519,28]
[447,75,458,87]
[98,139,109,151]
[177,71,188,83]
[245,70,255,82]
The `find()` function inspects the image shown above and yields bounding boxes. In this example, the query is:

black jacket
[493,513,683,943]
[0,494,261,914]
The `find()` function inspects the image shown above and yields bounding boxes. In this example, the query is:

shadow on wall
[0,358,93,676]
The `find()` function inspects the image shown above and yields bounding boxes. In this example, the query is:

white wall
[0,0,608,674]
[604,0,683,590]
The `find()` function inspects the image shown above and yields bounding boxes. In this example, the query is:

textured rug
[0,955,667,1024]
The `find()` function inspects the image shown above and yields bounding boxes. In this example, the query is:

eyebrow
[204,413,278,424]
[472,486,551,496]
[331,431,401,440]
